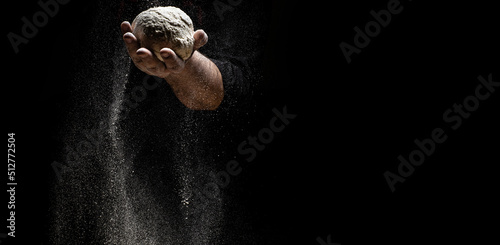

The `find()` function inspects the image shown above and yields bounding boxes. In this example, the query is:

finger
[120,21,132,35]
[137,48,166,72]
[136,47,153,58]
[193,29,208,50]
[123,32,139,58]
[160,48,185,72]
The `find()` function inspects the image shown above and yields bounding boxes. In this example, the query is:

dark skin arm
[120,21,224,110]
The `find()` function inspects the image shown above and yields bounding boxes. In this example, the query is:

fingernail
[160,52,170,59]
[124,37,132,44]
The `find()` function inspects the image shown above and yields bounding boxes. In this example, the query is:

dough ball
[132,6,195,61]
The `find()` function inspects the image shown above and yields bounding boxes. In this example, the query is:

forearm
[164,51,224,110]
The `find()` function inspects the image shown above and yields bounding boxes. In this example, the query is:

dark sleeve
[193,1,269,110]
[210,56,252,109]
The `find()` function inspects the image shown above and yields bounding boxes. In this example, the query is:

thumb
[193,29,208,50]
[160,48,185,72]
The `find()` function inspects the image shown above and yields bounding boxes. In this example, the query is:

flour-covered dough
[132,6,195,61]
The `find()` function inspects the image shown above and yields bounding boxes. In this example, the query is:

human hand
[120,21,208,79]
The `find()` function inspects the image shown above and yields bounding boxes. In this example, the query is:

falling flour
[132,6,195,61]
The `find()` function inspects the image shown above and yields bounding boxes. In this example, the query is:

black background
[3,0,499,244]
